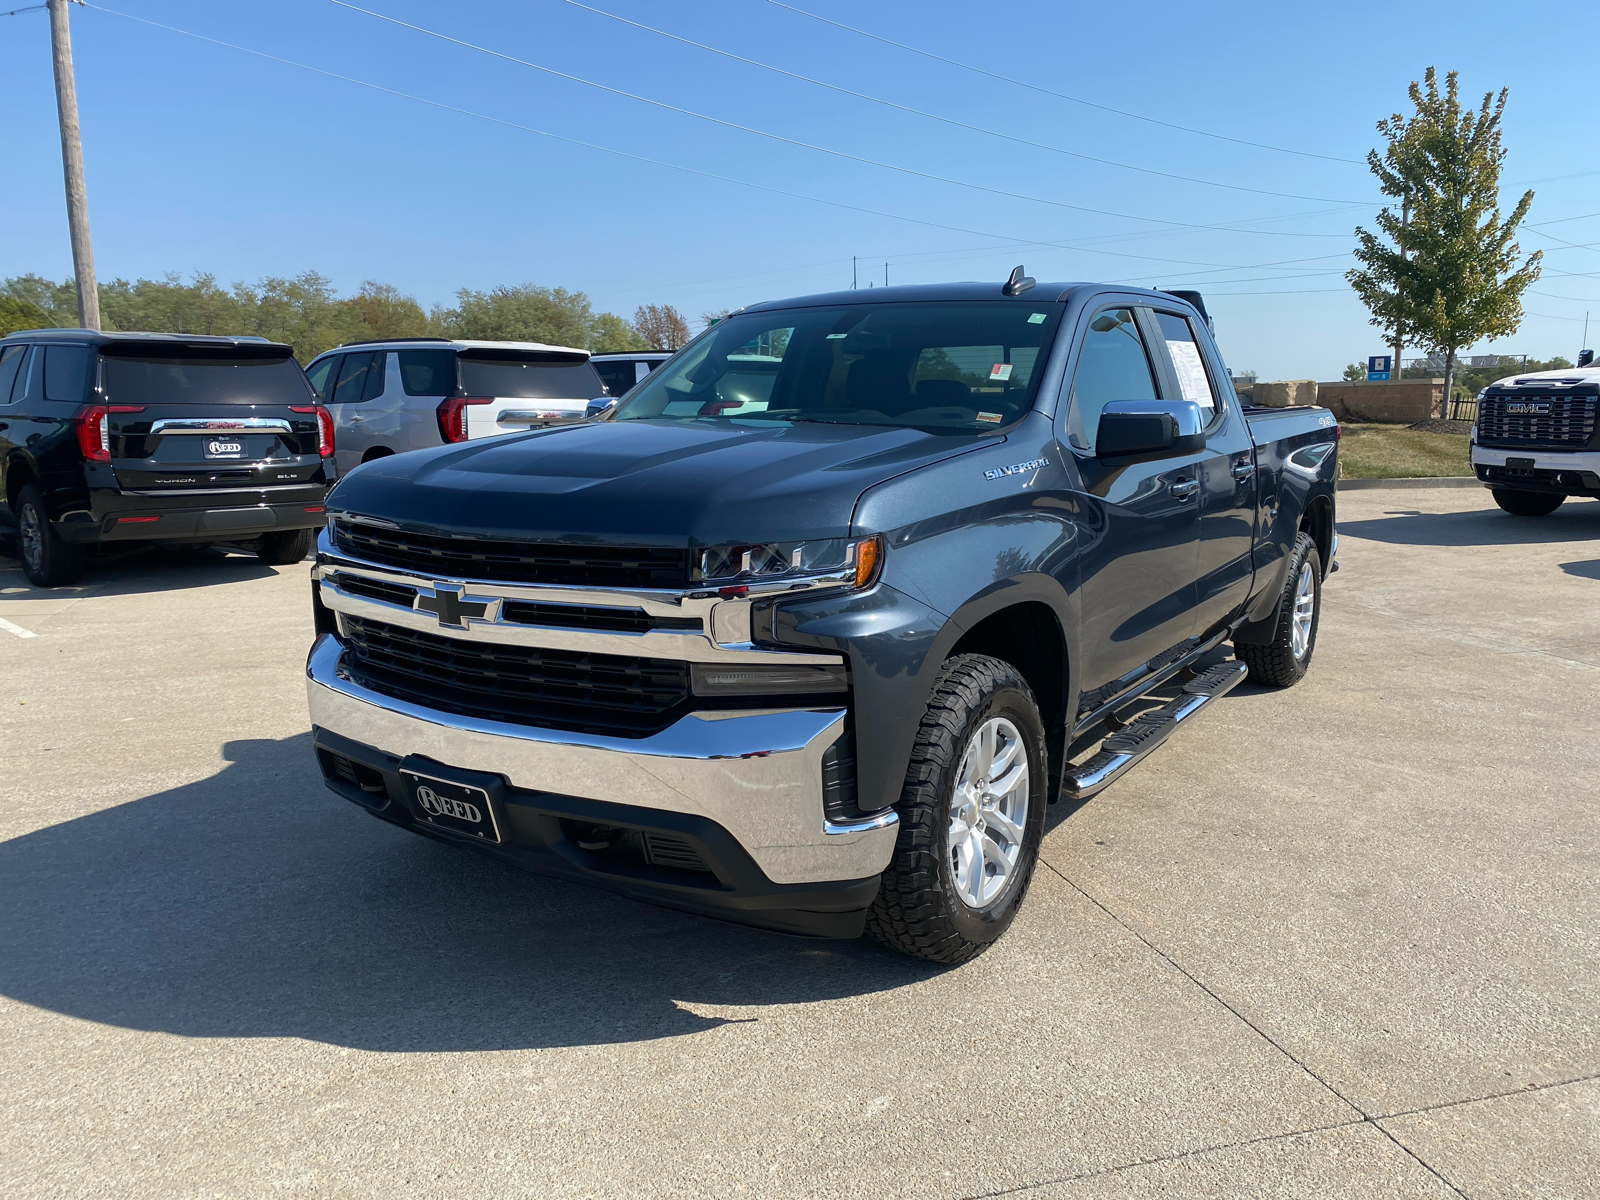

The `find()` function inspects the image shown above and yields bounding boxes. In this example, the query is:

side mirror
[1579,349,1595,368]
[586,396,619,420]
[1096,400,1206,461]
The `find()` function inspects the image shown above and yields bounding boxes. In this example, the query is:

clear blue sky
[2,0,1596,379]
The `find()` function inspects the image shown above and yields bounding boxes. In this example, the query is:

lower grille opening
[559,820,716,879]
[318,748,387,795]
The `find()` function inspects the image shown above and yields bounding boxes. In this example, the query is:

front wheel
[256,528,314,565]
[1491,488,1564,517]
[1236,531,1322,688]
[866,654,1048,964]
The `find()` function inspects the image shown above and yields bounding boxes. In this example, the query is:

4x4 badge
[414,583,494,629]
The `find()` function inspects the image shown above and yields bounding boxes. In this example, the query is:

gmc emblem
[1504,402,1551,415]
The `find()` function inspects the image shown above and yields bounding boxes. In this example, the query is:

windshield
[100,352,312,405]
[614,301,1064,431]
[458,357,603,399]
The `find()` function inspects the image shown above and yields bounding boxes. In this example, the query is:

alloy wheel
[1291,561,1316,659]
[948,716,1030,909]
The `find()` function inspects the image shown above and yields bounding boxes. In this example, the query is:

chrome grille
[1477,391,1598,447]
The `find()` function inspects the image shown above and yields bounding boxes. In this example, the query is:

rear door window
[1153,312,1217,420]
[1066,307,1159,452]
[457,356,603,399]
[0,344,26,403]
[593,359,636,397]
[100,350,313,405]
[305,355,339,400]
[398,349,457,396]
[331,352,378,404]
[44,344,91,403]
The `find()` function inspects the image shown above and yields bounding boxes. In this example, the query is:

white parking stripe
[0,616,39,639]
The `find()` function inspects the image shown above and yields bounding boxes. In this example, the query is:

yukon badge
[985,456,1049,481]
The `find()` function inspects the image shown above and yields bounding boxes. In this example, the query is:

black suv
[0,329,333,586]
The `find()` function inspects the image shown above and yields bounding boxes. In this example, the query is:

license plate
[401,770,502,843]
[1505,457,1536,470]
[204,437,248,459]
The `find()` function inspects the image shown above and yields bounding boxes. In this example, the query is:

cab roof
[0,328,292,355]
[739,281,1181,312]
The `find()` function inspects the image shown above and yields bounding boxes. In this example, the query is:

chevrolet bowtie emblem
[414,583,493,629]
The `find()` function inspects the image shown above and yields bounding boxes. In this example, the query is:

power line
[765,0,1364,166]
[330,1,1368,235]
[562,0,1374,206]
[80,4,1347,277]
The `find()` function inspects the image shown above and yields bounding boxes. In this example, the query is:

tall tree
[634,303,692,351]
[0,296,51,337]
[1348,68,1541,414]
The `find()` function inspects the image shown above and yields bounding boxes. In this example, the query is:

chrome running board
[1062,660,1249,800]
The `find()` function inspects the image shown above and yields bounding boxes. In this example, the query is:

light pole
[48,0,99,330]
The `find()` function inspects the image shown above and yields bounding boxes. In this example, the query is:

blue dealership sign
[1367,355,1392,382]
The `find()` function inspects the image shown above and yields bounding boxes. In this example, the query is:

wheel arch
[5,454,38,512]
[361,446,396,463]
[1300,492,1334,576]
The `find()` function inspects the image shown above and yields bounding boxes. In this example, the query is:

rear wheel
[1491,488,1564,517]
[866,654,1047,964]
[256,528,313,565]
[1236,531,1321,688]
[15,485,86,587]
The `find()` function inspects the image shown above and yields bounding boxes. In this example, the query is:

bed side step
[1062,661,1249,800]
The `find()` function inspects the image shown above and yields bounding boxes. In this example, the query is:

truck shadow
[0,733,936,1053]
[1338,502,1600,548]
[1560,559,1600,580]
[0,542,285,598]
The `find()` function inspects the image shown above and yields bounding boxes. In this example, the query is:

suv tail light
[291,405,335,457]
[75,405,146,463]
[437,396,492,443]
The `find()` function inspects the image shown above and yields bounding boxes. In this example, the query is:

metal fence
[1449,396,1479,422]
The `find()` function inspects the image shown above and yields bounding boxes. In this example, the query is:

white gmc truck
[1471,350,1599,514]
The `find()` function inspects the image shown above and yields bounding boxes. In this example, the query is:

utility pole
[884,262,888,287]
[851,256,857,290]
[1391,198,1407,387]
[49,0,99,330]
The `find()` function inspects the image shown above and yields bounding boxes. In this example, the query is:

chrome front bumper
[305,635,898,885]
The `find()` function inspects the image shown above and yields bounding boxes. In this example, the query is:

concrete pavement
[1,488,1595,1198]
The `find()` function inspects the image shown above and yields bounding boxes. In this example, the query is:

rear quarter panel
[1242,406,1339,621]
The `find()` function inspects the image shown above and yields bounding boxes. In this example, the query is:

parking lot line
[0,615,38,639]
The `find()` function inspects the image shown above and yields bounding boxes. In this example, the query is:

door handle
[1231,462,1256,481]
[1169,478,1199,500]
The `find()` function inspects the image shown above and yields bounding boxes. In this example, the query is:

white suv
[305,339,606,478]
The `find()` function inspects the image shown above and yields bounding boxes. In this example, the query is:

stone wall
[1317,379,1445,423]
[1250,379,1318,408]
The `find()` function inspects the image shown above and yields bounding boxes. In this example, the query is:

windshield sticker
[989,363,1014,381]
[977,411,1002,423]
[826,333,848,339]
[1027,313,1047,324]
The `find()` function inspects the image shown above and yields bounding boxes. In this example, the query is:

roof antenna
[1002,265,1035,296]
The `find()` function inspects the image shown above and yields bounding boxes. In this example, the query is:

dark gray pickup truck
[306,274,1339,963]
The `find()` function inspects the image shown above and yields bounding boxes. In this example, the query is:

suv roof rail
[333,337,455,348]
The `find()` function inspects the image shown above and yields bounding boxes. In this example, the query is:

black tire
[866,654,1048,964]
[1236,531,1322,688]
[1491,488,1564,517]
[256,528,314,565]
[15,484,86,587]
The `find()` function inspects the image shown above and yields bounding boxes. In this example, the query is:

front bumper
[1471,446,1600,496]
[305,634,898,933]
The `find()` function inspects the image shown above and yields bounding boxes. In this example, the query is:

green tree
[1342,363,1368,381]
[0,296,52,337]
[442,285,597,347]
[344,280,432,341]
[1348,68,1542,414]
[590,311,651,353]
[0,275,78,326]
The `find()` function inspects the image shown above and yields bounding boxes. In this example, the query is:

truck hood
[326,418,996,546]
[1488,366,1600,388]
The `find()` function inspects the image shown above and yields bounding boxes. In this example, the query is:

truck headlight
[695,535,882,590]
